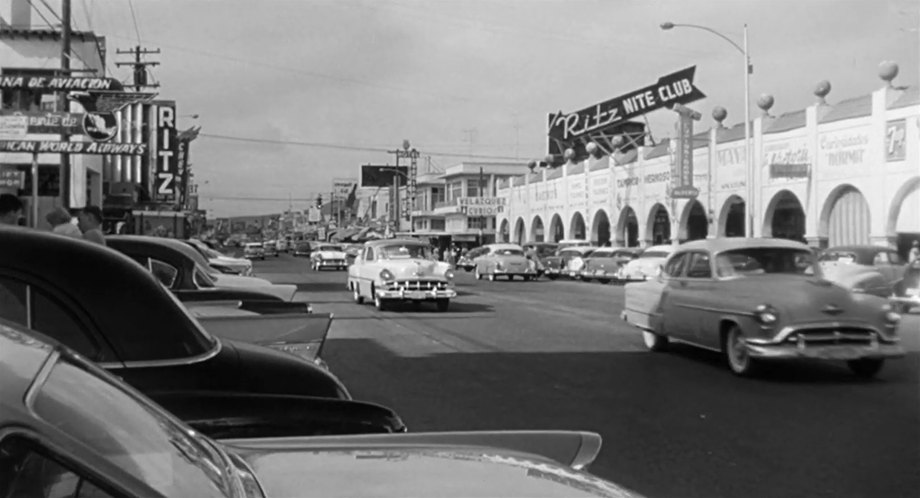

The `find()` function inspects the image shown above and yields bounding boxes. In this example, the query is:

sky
[74,0,920,217]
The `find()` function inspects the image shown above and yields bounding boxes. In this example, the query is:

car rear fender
[225,430,602,470]
[196,313,332,361]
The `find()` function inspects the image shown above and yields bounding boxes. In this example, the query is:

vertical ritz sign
[155,104,179,202]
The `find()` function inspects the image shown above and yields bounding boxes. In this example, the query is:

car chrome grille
[788,327,876,346]
[385,280,448,291]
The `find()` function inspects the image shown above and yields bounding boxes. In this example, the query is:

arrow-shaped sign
[548,66,706,142]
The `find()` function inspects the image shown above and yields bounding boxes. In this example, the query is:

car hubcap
[728,330,748,371]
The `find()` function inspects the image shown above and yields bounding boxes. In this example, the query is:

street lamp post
[661,22,753,238]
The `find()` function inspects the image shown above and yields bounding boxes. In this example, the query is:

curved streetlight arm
[661,23,745,56]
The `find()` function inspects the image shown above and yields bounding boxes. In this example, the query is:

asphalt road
[253,253,919,498]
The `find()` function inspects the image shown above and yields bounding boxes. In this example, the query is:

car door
[680,251,719,347]
[875,250,904,284]
[658,253,691,339]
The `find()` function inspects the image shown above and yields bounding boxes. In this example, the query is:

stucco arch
[569,211,586,240]
[819,184,870,246]
[513,217,526,244]
[679,199,708,242]
[592,209,611,246]
[530,215,545,242]
[616,206,639,247]
[549,213,565,242]
[498,219,510,243]
[646,203,671,245]
[718,195,746,237]
[887,176,920,235]
[762,189,806,240]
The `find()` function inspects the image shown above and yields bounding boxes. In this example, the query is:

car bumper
[315,261,346,268]
[493,269,536,276]
[377,288,458,300]
[581,269,613,279]
[745,340,905,361]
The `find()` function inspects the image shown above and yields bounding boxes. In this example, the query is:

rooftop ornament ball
[527,160,537,171]
[586,141,599,157]
[610,135,625,150]
[756,94,775,117]
[564,148,576,162]
[878,61,899,85]
[544,154,555,166]
[712,106,727,126]
[814,80,831,104]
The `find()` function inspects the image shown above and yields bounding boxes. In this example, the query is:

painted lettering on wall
[886,120,906,162]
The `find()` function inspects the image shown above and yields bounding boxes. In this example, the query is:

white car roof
[487,243,524,251]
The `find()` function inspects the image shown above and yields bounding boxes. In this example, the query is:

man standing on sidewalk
[78,205,106,246]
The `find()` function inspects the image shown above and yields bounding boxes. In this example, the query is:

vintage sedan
[292,240,313,257]
[348,239,457,311]
[622,238,904,378]
[0,324,641,498]
[892,259,920,313]
[311,243,349,270]
[185,238,254,276]
[473,243,538,281]
[543,246,596,279]
[0,226,409,437]
[108,235,298,302]
[456,246,486,271]
[243,241,265,260]
[617,244,675,282]
[263,240,279,258]
[819,245,905,288]
[580,247,641,283]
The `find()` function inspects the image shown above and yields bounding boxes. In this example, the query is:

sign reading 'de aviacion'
[548,66,705,142]
[0,75,124,91]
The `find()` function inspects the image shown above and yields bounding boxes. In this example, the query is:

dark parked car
[0,323,640,498]
[892,259,920,313]
[580,247,641,283]
[293,240,313,257]
[0,226,406,437]
[107,235,295,303]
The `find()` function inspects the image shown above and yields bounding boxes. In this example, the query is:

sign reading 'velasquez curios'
[459,197,507,216]
[548,66,705,142]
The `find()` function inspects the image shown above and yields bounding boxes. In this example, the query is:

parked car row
[0,226,642,497]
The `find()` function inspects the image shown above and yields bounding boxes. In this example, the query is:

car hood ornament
[822,304,843,315]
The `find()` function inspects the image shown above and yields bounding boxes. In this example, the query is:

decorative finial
[610,135,625,150]
[544,154,556,167]
[757,94,775,117]
[879,61,899,87]
[563,148,576,163]
[712,106,727,127]
[814,80,831,105]
[585,142,600,158]
[527,160,537,171]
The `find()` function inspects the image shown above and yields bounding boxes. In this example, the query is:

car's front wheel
[436,299,450,312]
[723,325,759,376]
[642,330,669,352]
[847,358,884,379]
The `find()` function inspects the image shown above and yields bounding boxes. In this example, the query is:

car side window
[685,252,713,279]
[365,247,375,261]
[0,436,117,498]
[872,252,890,266]
[0,276,99,359]
[150,259,180,288]
[663,254,688,278]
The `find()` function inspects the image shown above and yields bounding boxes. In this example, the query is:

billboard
[360,165,408,187]
[333,178,357,200]
[458,197,507,216]
[153,104,179,202]
[670,110,700,199]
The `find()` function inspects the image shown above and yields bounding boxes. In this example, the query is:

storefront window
[468,217,490,229]
[449,181,462,201]
[432,187,445,205]
[431,219,445,230]
[466,179,482,198]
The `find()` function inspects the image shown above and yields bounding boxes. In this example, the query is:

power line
[27,0,95,71]
[198,133,528,161]
[127,0,142,44]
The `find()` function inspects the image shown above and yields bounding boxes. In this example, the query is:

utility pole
[59,0,72,210]
[115,46,161,92]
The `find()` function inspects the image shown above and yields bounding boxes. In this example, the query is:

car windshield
[715,248,817,277]
[319,245,344,252]
[640,251,670,259]
[379,244,432,259]
[591,249,616,257]
[32,357,233,497]
[494,248,524,256]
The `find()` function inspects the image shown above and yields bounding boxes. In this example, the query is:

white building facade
[497,77,920,257]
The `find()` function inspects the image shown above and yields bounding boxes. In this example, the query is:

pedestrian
[46,207,83,239]
[78,205,106,246]
[909,240,920,263]
[0,194,24,226]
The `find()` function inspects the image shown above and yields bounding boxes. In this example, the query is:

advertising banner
[308,207,321,222]
[764,138,810,184]
[360,165,407,187]
[153,104,178,202]
[0,140,146,154]
[670,112,700,199]
[548,66,705,143]
[333,178,357,200]
[0,111,84,135]
[886,119,906,162]
[458,197,507,216]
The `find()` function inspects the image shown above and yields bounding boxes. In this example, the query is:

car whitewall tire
[642,330,669,352]
[724,325,759,376]
[353,283,364,304]
[488,273,495,282]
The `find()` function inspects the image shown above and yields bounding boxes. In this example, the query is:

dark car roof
[0,227,213,362]
[823,245,896,264]
[110,235,211,267]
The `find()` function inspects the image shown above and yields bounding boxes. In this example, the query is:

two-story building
[410,161,528,250]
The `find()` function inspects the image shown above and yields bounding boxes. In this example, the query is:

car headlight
[444,269,455,280]
[754,304,778,325]
[882,304,901,324]
[380,269,395,281]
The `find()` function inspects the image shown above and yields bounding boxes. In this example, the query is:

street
[255,253,919,498]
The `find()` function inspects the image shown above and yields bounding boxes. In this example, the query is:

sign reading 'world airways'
[548,66,705,142]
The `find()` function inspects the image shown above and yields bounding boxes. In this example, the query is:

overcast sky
[82,0,918,217]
